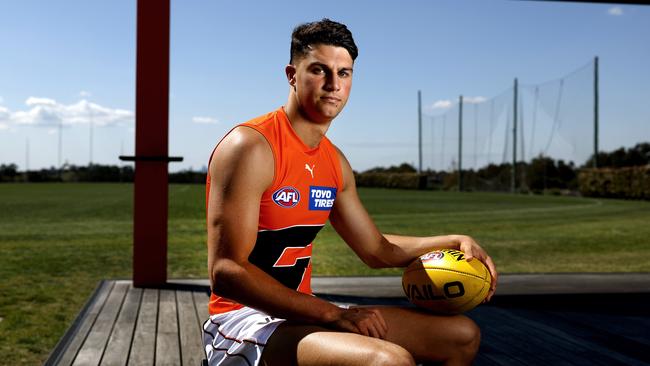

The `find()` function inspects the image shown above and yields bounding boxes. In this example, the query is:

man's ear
[285,64,297,88]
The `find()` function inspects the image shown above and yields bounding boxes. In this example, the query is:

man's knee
[372,342,416,366]
[453,316,481,357]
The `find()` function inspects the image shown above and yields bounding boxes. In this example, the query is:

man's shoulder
[208,125,274,185]
[240,108,282,128]
[219,125,271,155]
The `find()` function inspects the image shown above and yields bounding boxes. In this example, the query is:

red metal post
[133,0,170,287]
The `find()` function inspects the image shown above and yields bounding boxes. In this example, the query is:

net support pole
[512,78,518,194]
[594,56,599,168]
[133,0,170,287]
[458,95,463,192]
[418,90,422,173]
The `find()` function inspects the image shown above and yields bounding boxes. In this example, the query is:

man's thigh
[260,323,413,366]
[260,306,479,365]
[373,306,480,362]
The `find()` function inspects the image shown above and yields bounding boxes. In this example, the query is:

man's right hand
[329,307,388,339]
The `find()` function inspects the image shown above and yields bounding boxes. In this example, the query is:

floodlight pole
[512,78,518,194]
[26,138,30,172]
[594,56,599,168]
[89,108,94,166]
[418,90,422,173]
[458,95,463,192]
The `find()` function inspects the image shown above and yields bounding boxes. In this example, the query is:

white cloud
[431,100,453,110]
[608,7,623,16]
[26,97,57,107]
[3,97,134,127]
[464,96,487,104]
[79,90,92,98]
[0,96,4,104]
[0,122,8,130]
[192,116,219,124]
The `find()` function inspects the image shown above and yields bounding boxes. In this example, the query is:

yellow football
[402,249,491,314]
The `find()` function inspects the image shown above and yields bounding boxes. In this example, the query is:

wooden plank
[155,289,180,366]
[551,310,650,347]
[177,290,203,366]
[73,282,129,365]
[50,281,115,366]
[469,307,584,365]
[193,289,210,363]
[128,288,159,366]
[474,342,524,366]
[510,308,650,364]
[100,286,143,366]
[193,291,210,325]
[480,306,643,365]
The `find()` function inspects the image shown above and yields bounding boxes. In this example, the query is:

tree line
[0,164,204,183]
[1,142,648,189]
[356,142,650,193]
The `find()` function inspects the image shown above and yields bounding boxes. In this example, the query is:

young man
[204,19,498,366]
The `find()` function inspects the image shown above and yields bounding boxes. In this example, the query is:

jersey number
[273,244,312,293]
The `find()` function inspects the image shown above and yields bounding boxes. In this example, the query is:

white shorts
[202,306,285,366]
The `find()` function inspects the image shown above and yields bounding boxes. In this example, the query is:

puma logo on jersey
[272,186,300,208]
[305,164,315,178]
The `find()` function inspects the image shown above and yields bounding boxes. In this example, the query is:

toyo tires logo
[272,186,300,208]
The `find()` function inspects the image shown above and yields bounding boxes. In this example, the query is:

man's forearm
[211,259,342,324]
[378,234,462,267]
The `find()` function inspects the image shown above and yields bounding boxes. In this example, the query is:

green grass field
[1,183,649,365]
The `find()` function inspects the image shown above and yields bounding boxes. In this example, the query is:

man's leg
[376,306,481,365]
[261,324,416,366]
[260,306,480,366]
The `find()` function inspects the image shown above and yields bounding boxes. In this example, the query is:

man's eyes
[310,67,350,78]
[311,66,325,74]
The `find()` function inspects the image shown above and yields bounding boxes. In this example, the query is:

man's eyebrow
[309,62,354,72]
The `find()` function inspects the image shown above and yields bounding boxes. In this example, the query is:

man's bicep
[207,128,273,263]
[331,185,382,247]
[330,149,384,263]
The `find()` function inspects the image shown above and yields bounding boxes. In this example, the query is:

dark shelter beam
[133,0,170,287]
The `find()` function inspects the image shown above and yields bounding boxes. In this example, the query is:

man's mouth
[321,96,341,103]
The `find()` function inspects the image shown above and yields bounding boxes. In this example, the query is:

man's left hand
[456,235,498,302]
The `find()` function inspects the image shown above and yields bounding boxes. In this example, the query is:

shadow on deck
[45,274,650,366]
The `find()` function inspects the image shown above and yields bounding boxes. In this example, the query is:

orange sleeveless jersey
[206,107,343,315]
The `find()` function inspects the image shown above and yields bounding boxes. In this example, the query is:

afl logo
[420,251,445,262]
[272,186,300,208]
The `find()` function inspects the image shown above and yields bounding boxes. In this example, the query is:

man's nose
[324,73,340,91]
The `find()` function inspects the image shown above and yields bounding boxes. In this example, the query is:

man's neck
[283,98,332,149]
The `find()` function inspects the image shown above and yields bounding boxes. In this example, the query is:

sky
[0,0,649,172]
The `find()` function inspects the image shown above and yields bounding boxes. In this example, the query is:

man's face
[287,44,354,124]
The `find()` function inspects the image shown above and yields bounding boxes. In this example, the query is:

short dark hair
[290,18,358,64]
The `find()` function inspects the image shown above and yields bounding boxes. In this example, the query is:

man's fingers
[486,256,498,285]
[371,308,388,335]
[360,310,386,339]
[485,256,498,301]
[365,321,381,339]
[456,236,497,302]
[343,308,388,339]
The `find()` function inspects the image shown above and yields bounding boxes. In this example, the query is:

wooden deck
[45,275,650,366]
[45,280,210,366]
